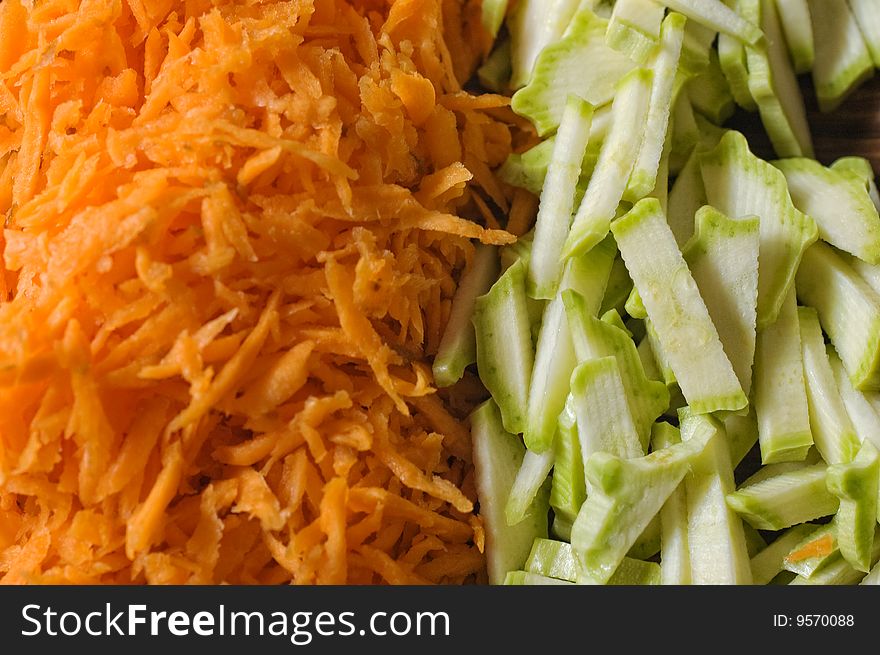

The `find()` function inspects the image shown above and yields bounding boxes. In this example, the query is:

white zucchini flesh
[524,236,616,453]
[795,241,880,392]
[774,0,814,73]
[433,245,500,388]
[511,8,635,136]
[611,198,747,414]
[508,0,582,90]
[606,0,666,64]
[683,205,760,396]
[743,0,814,158]
[571,423,715,584]
[829,346,880,453]
[569,356,645,464]
[471,400,549,585]
[847,0,880,67]
[564,292,670,450]
[807,0,874,113]
[717,0,758,110]
[681,411,754,584]
[656,0,763,43]
[653,422,692,585]
[624,12,687,202]
[700,129,818,329]
[774,157,880,265]
[564,68,655,259]
[528,95,595,300]
[752,287,814,464]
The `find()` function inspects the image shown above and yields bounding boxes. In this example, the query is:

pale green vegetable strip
[611,198,747,414]
[478,39,512,93]
[724,410,760,468]
[848,255,880,301]
[511,8,635,135]
[687,48,736,126]
[667,114,728,231]
[683,206,760,395]
[789,530,880,585]
[740,452,819,487]
[717,0,758,111]
[743,523,769,558]
[668,150,707,247]
[651,131,672,213]
[625,286,647,319]
[657,0,763,43]
[500,229,533,272]
[508,0,581,89]
[807,0,874,113]
[669,92,700,174]
[564,68,655,258]
[860,561,880,585]
[796,241,880,391]
[629,515,662,560]
[525,237,615,453]
[503,571,573,585]
[774,0,814,73]
[726,463,840,530]
[471,400,549,585]
[523,298,577,452]
[798,306,860,465]
[498,139,556,198]
[599,256,634,316]
[552,516,573,543]
[571,423,715,584]
[525,538,660,584]
[498,105,612,200]
[637,335,663,382]
[600,308,632,336]
[680,19,718,78]
[680,410,753,584]
[525,538,579,581]
[606,0,665,64]
[473,261,534,435]
[528,95,595,300]
[505,447,555,527]
[774,157,880,265]
[700,130,818,328]
[831,156,880,211]
[829,346,880,452]
[550,396,586,526]
[743,0,814,158]
[827,440,880,572]
[653,422,691,585]
[608,558,662,585]
[625,12,687,202]
[433,245,500,388]
[481,0,510,39]
[844,251,880,309]
[564,291,670,448]
[848,0,880,67]
[645,318,686,390]
[782,521,839,578]
[570,356,644,462]
[750,524,818,585]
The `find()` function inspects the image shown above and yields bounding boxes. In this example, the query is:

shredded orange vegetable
[0,0,533,584]
[785,534,836,563]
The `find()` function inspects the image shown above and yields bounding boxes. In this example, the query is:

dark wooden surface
[726,71,880,170]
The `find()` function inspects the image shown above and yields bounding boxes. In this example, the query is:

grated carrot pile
[0,0,527,584]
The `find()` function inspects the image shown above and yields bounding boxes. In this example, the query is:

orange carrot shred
[0,0,512,585]
[786,534,836,563]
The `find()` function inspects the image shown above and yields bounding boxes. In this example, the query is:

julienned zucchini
[475,0,880,586]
